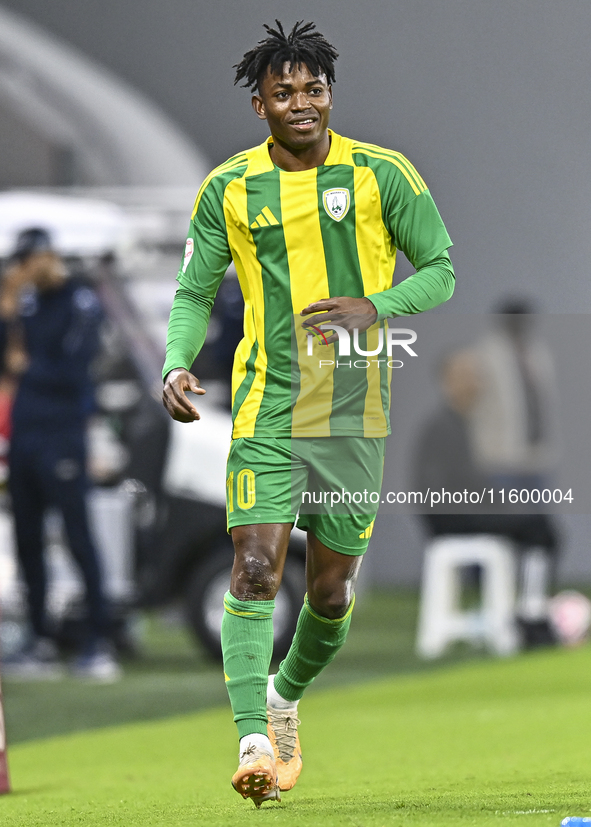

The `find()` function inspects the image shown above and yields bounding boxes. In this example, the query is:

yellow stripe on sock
[303,593,356,624]
[223,598,264,618]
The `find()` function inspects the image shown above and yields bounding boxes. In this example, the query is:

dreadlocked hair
[234,20,338,90]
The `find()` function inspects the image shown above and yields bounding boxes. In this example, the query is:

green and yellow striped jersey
[164,130,453,438]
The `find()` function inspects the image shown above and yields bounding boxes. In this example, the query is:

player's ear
[328,85,333,110]
[251,94,267,121]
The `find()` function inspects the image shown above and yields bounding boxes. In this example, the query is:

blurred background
[0,0,590,743]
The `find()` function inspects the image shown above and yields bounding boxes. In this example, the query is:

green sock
[221,590,275,739]
[274,593,355,703]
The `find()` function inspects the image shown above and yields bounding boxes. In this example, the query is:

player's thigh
[300,436,385,509]
[226,436,307,529]
[300,511,377,558]
[297,436,384,554]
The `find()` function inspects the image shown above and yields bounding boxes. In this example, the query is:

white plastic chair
[416,535,519,658]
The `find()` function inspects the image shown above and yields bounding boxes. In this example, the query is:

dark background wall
[2,0,590,583]
[3,0,591,314]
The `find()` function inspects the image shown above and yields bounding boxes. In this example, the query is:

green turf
[3,591,485,744]
[3,645,591,826]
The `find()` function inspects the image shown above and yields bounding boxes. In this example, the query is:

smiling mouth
[290,119,317,131]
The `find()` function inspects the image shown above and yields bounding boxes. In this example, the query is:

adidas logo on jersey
[250,206,280,228]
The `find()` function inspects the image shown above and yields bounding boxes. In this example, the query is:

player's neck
[268,131,331,171]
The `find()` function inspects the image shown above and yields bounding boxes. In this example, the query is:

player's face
[252,62,332,151]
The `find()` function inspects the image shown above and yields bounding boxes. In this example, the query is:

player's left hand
[300,296,378,344]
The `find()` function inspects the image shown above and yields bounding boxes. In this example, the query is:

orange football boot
[266,706,302,791]
[231,744,281,808]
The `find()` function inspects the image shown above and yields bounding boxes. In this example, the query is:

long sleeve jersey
[164,131,454,438]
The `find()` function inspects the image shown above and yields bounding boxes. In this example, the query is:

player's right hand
[162,368,205,422]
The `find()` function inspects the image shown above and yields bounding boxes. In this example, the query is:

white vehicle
[0,191,306,658]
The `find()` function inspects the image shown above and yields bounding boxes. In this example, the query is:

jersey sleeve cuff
[365,292,395,321]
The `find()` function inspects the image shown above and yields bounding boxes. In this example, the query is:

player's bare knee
[231,553,280,600]
[308,579,351,619]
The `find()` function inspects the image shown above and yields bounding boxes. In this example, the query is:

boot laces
[239,744,258,763]
[268,709,300,763]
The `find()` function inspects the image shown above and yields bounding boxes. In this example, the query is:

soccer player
[162,21,454,806]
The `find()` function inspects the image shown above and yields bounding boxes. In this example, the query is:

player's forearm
[162,287,214,380]
[366,252,455,319]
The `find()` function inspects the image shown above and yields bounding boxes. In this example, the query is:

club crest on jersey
[322,188,350,222]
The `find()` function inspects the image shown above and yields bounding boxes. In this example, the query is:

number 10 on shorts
[226,469,256,512]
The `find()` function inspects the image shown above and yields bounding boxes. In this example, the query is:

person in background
[413,350,485,504]
[469,298,560,492]
[0,228,121,681]
[0,319,18,485]
[413,349,559,647]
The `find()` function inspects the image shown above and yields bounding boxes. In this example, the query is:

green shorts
[226,436,386,555]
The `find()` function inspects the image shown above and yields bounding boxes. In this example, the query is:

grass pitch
[3,592,480,744]
[3,645,591,826]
